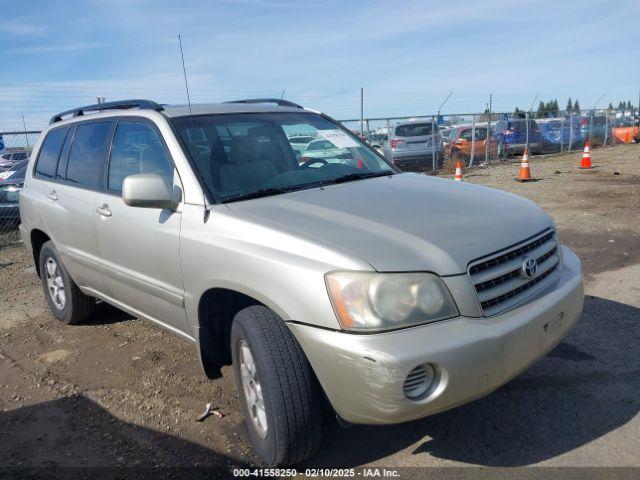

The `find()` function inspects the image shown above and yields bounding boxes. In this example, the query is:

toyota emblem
[521,257,538,279]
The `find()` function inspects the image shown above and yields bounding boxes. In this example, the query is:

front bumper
[289,245,583,425]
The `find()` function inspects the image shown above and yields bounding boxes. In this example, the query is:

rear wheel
[231,306,322,465]
[39,241,95,324]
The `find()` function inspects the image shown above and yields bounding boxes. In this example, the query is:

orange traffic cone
[516,148,533,182]
[579,142,593,169]
[454,161,463,181]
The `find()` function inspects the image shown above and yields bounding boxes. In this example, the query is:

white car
[299,139,355,166]
[0,159,28,182]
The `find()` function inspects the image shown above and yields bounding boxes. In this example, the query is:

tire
[39,241,95,325]
[231,306,322,465]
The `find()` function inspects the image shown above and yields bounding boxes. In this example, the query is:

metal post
[431,115,436,171]
[604,113,608,146]
[469,114,476,166]
[386,118,391,157]
[569,112,573,150]
[588,110,593,144]
[360,88,364,137]
[560,115,564,152]
[525,111,530,153]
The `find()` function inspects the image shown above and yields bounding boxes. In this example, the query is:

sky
[1,0,639,130]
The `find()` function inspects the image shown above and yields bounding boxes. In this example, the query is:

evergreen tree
[608,102,614,112]
[627,100,633,110]
[566,98,573,113]
[537,101,545,118]
[573,100,580,114]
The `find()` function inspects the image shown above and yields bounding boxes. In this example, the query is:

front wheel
[231,306,322,465]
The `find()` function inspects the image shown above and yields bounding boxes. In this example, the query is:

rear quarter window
[35,127,68,179]
[65,121,112,190]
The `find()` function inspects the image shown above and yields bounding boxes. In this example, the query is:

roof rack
[49,99,163,124]
[224,98,304,109]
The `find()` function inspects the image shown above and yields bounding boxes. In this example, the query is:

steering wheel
[300,158,328,169]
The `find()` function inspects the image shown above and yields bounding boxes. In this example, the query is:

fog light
[403,364,437,400]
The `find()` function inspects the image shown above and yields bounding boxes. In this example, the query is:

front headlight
[325,271,458,332]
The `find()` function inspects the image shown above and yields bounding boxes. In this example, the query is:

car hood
[225,173,554,274]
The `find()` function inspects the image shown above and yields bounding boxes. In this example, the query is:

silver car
[383,121,443,171]
[20,98,583,466]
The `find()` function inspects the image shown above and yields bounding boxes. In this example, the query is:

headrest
[140,143,168,176]
[230,136,261,163]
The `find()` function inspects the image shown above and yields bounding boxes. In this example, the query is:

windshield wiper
[320,170,392,185]
[221,185,304,203]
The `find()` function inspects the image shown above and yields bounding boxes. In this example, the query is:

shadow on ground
[308,295,640,467]
[79,302,136,326]
[0,395,246,478]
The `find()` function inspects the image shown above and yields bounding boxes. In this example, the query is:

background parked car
[367,132,387,156]
[299,139,355,166]
[539,117,583,153]
[287,133,317,160]
[0,149,31,171]
[492,118,541,157]
[444,125,496,164]
[383,121,442,171]
[0,159,26,225]
[0,159,28,182]
[611,118,639,144]
[580,115,608,146]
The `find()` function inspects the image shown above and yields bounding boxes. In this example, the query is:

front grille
[468,229,560,316]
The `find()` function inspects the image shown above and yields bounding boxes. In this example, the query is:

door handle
[96,204,112,217]
[47,190,58,201]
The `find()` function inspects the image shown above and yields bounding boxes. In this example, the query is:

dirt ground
[1,145,639,477]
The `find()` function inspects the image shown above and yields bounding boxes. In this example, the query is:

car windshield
[172,112,395,203]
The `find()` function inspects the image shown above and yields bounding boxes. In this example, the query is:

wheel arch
[196,286,288,379]
[30,228,51,277]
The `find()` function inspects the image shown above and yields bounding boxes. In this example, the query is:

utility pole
[485,93,492,164]
[437,91,453,117]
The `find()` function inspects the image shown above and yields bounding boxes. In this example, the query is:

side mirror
[122,173,174,210]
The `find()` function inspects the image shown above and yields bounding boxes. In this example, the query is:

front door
[94,119,189,335]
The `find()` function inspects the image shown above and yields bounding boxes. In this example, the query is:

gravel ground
[0,144,639,477]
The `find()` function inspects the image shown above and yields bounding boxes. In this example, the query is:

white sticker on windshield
[317,129,360,149]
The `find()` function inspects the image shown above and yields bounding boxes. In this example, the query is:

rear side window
[395,123,433,137]
[66,122,112,190]
[35,128,68,179]
[108,121,174,192]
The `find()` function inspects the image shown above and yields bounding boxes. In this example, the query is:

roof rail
[49,99,163,124]
[224,98,304,109]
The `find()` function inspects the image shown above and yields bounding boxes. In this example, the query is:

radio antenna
[178,34,192,115]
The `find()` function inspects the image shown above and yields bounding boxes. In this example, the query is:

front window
[172,113,395,203]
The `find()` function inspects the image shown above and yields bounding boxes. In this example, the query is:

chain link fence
[339,109,639,175]
[0,131,40,247]
[0,108,637,249]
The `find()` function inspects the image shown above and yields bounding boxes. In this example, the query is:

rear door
[93,118,189,334]
[34,121,112,291]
